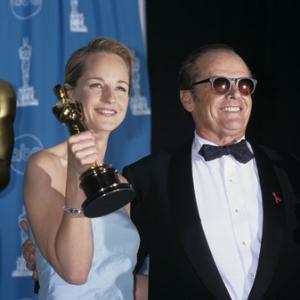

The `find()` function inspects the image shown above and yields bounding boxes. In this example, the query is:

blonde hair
[64,37,132,91]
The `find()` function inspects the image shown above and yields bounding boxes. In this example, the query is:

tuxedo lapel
[169,141,231,299]
[248,145,286,299]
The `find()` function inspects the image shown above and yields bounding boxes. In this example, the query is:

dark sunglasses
[193,76,257,96]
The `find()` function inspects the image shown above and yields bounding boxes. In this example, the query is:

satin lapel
[248,145,286,299]
[169,142,231,299]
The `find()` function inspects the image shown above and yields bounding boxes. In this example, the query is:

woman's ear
[63,84,73,99]
[180,90,194,112]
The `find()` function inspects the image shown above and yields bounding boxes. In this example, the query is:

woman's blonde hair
[64,37,132,92]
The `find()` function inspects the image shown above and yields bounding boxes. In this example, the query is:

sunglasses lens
[212,77,231,94]
[238,78,255,96]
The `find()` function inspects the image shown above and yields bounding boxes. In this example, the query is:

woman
[24,37,147,300]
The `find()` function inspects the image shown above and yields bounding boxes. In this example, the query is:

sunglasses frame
[192,76,258,96]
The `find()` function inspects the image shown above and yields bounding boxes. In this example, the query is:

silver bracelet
[63,206,83,215]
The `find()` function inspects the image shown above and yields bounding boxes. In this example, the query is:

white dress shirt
[192,132,263,300]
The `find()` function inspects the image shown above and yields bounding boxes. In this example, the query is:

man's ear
[180,90,194,112]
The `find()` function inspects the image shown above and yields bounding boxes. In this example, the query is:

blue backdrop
[0,1,151,299]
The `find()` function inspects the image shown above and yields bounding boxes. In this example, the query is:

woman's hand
[67,131,103,175]
[118,174,129,183]
[134,274,148,300]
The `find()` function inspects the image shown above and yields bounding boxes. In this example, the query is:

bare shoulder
[27,142,67,172]
[25,142,68,198]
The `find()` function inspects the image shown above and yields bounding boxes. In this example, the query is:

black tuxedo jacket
[124,140,300,300]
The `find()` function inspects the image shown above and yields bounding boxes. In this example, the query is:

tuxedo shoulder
[254,143,300,164]
[124,140,192,172]
[254,144,300,193]
[124,150,172,172]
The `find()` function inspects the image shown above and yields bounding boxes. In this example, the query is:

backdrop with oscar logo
[0,1,150,299]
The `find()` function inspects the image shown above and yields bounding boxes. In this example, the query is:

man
[23,44,300,299]
[0,80,16,191]
[124,44,300,299]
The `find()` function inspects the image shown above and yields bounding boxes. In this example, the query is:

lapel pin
[272,192,282,204]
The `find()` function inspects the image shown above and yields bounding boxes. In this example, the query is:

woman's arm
[24,151,92,284]
[24,131,103,284]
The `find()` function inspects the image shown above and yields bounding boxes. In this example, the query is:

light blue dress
[34,208,140,300]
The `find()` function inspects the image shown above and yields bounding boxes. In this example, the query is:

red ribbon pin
[272,192,282,204]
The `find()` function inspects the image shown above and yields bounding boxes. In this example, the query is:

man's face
[181,51,253,145]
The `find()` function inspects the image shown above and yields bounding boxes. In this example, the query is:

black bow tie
[199,139,254,163]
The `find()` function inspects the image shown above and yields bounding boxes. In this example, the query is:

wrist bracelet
[63,206,83,215]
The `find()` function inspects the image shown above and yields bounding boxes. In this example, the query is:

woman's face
[68,52,130,134]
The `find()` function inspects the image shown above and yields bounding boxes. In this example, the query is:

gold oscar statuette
[52,84,136,218]
[0,80,16,191]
